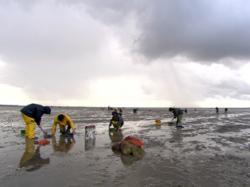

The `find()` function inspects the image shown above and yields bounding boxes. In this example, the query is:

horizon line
[0,104,249,109]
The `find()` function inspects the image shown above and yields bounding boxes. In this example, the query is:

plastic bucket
[155,119,161,126]
[85,125,95,140]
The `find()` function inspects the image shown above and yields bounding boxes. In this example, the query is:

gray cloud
[206,80,250,99]
[78,0,250,63]
[1,0,250,106]
[0,1,119,100]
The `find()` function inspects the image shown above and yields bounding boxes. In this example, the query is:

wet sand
[0,106,250,187]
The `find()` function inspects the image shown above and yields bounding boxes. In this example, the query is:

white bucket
[85,125,96,150]
[85,125,95,139]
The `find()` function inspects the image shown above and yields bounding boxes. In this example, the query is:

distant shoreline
[0,104,249,109]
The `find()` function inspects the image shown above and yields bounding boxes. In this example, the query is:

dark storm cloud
[81,0,250,62]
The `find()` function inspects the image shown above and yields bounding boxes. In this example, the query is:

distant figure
[51,114,76,136]
[225,108,228,113]
[20,103,51,139]
[109,109,124,130]
[133,108,138,114]
[184,108,188,113]
[216,107,219,114]
[169,107,184,127]
[108,106,113,111]
[118,108,123,115]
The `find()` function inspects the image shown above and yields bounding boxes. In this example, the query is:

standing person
[169,107,184,127]
[133,108,138,114]
[21,103,51,139]
[216,107,219,114]
[184,109,188,113]
[51,114,76,136]
[225,108,228,113]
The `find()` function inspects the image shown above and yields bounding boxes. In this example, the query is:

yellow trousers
[22,113,36,139]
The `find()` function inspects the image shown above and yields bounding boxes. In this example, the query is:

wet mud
[0,106,250,186]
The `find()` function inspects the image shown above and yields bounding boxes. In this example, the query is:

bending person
[169,107,184,127]
[21,103,51,139]
[51,114,76,136]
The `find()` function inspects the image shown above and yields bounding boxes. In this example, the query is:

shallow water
[0,106,250,187]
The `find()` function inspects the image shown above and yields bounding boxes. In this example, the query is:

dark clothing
[119,114,124,127]
[109,113,124,129]
[21,104,49,125]
[216,107,219,114]
[60,125,71,135]
[172,108,183,118]
[170,108,183,125]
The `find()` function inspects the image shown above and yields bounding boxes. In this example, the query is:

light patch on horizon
[197,97,250,108]
[86,75,171,107]
[0,84,30,105]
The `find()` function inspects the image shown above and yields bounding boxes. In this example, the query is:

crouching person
[51,114,76,136]
[109,109,124,131]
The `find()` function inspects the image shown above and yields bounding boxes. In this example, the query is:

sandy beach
[0,105,250,187]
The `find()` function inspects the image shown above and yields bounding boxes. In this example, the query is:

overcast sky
[1,0,250,107]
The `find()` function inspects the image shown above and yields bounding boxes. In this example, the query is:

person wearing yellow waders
[109,109,124,131]
[51,114,76,136]
[21,104,51,139]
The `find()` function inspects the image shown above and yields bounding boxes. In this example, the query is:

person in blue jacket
[21,103,51,139]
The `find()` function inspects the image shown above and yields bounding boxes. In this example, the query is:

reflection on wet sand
[108,128,123,143]
[19,138,50,171]
[52,135,75,153]
[85,137,95,151]
[169,128,183,145]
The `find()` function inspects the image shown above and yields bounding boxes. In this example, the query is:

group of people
[21,103,76,139]
[20,103,187,160]
[216,107,228,114]
[108,108,145,158]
